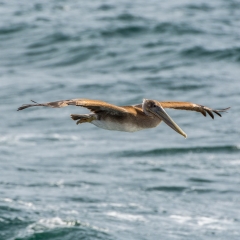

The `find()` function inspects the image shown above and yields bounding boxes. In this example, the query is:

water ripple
[117,145,240,158]
[181,46,240,62]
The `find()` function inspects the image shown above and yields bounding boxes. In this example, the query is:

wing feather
[133,101,230,119]
[158,101,230,119]
[17,98,128,115]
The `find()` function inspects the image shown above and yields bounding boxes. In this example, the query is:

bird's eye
[153,104,157,108]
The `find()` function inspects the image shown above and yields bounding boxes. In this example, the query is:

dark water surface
[1,0,240,239]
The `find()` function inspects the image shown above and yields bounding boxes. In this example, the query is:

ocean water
[0,0,240,239]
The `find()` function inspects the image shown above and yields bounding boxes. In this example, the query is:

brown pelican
[17,98,229,138]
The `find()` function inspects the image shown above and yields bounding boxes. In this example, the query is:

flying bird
[17,98,230,138]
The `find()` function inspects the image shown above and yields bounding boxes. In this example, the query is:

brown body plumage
[17,98,230,138]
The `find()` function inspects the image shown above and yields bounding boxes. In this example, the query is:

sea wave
[0,23,29,36]
[145,185,239,194]
[117,145,240,157]
[154,22,203,35]
[170,214,234,230]
[14,217,110,240]
[181,46,240,62]
[0,133,80,146]
[101,25,147,38]
[106,211,145,222]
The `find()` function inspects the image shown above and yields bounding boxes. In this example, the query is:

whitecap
[1,198,35,210]
[2,198,13,202]
[17,200,34,208]
[0,133,80,146]
[197,216,218,226]
[50,179,64,187]
[170,215,192,224]
[170,214,233,230]
[106,211,145,222]
[15,217,109,239]
[228,159,240,165]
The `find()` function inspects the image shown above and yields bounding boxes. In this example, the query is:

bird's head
[143,99,187,138]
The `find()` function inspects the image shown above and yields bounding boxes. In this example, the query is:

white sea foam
[15,217,108,240]
[197,216,218,226]
[2,198,13,202]
[0,197,35,209]
[106,211,145,222]
[170,215,192,224]
[62,210,79,215]
[17,200,34,208]
[50,179,65,187]
[33,217,74,229]
[11,217,109,240]
[0,135,35,146]
[228,159,240,165]
[15,217,75,238]
[0,133,80,146]
[170,214,233,230]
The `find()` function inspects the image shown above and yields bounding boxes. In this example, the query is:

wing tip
[17,100,41,111]
[212,107,231,118]
[17,105,30,111]
[200,105,230,119]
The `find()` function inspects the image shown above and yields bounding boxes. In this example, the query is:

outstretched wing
[158,101,230,119]
[17,99,128,115]
[133,101,230,119]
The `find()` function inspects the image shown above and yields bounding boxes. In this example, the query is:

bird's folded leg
[70,114,96,125]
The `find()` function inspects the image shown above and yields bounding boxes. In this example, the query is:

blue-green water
[1,0,240,239]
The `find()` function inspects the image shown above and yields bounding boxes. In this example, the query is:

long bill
[150,105,187,138]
